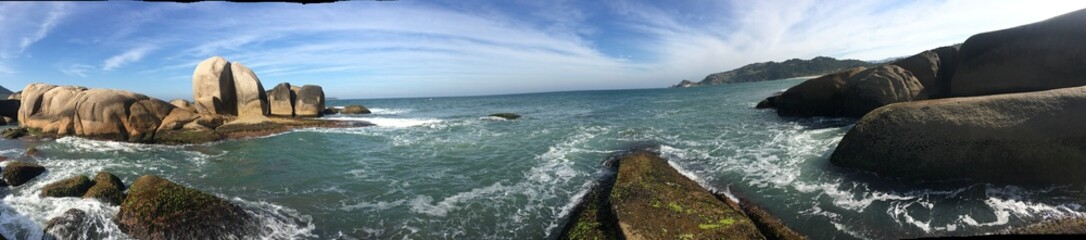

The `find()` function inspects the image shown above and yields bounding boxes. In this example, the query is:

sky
[1,1,1084,100]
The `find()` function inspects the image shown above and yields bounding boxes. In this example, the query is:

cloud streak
[102,46,154,71]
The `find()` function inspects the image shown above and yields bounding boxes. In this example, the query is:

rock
[192,56,237,116]
[2,161,45,186]
[755,92,783,109]
[838,65,923,117]
[25,147,38,156]
[230,62,270,118]
[608,150,763,239]
[0,99,18,122]
[40,175,94,198]
[7,91,20,100]
[154,129,224,145]
[1008,217,1086,234]
[169,99,195,112]
[774,67,867,117]
[489,113,520,120]
[267,82,296,117]
[83,171,126,205]
[322,107,339,115]
[890,50,942,99]
[726,193,807,240]
[1,117,13,125]
[45,209,105,240]
[340,105,370,114]
[2,127,27,139]
[949,9,1086,97]
[830,85,1086,184]
[18,83,184,142]
[293,85,325,117]
[117,175,256,239]
[156,108,200,135]
[671,79,699,88]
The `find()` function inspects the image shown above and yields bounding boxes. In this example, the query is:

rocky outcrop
[84,171,126,205]
[293,85,324,117]
[340,105,369,114]
[671,80,698,88]
[192,56,236,116]
[2,161,45,186]
[267,82,296,117]
[949,9,1086,97]
[838,65,923,117]
[889,50,942,99]
[40,175,94,198]
[676,56,873,87]
[560,150,793,239]
[17,83,198,143]
[773,67,866,117]
[830,85,1086,184]
[230,62,270,119]
[45,209,105,240]
[169,99,195,112]
[489,113,520,120]
[117,175,256,240]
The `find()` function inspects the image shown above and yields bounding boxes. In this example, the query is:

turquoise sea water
[1,78,1084,239]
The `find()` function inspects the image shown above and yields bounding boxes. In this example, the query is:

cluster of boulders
[0,160,256,239]
[760,8,1086,185]
[5,56,343,144]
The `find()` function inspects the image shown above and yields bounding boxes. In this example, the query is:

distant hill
[672,56,875,88]
[0,85,12,99]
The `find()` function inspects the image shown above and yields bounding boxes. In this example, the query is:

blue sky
[1,1,1084,100]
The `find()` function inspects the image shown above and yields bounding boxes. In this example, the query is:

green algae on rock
[117,175,256,240]
[84,171,127,205]
[40,175,94,198]
[2,161,45,186]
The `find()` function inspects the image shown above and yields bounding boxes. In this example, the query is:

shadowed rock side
[116,175,257,240]
[267,82,296,117]
[560,150,802,239]
[773,67,865,117]
[950,8,1086,97]
[294,85,325,117]
[830,85,1086,184]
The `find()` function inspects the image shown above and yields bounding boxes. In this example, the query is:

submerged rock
[45,209,105,240]
[117,175,256,239]
[84,171,126,205]
[831,85,1086,184]
[489,113,520,120]
[340,105,370,114]
[2,161,45,186]
[40,175,94,198]
[950,8,1086,97]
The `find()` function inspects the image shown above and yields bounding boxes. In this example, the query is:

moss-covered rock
[609,150,764,239]
[117,175,256,239]
[558,155,622,240]
[83,171,126,205]
[2,161,45,186]
[40,175,94,198]
[489,113,520,120]
[340,105,370,114]
[1007,217,1086,234]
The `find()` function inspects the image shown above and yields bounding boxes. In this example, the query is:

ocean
[0,78,1082,239]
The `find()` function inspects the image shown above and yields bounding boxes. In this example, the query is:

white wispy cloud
[0,2,69,75]
[60,63,95,77]
[102,46,154,71]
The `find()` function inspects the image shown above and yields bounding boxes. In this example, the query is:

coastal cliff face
[671,57,874,88]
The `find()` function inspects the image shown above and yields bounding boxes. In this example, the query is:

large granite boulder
[838,65,923,117]
[192,56,237,116]
[2,161,45,186]
[117,175,256,239]
[267,82,295,117]
[18,83,197,142]
[830,85,1086,184]
[949,9,1086,97]
[230,62,269,119]
[774,67,866,117]
[40,175,93,198]
[84,171,126,205]
[293,85,325,117]
[890,49,948,99]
